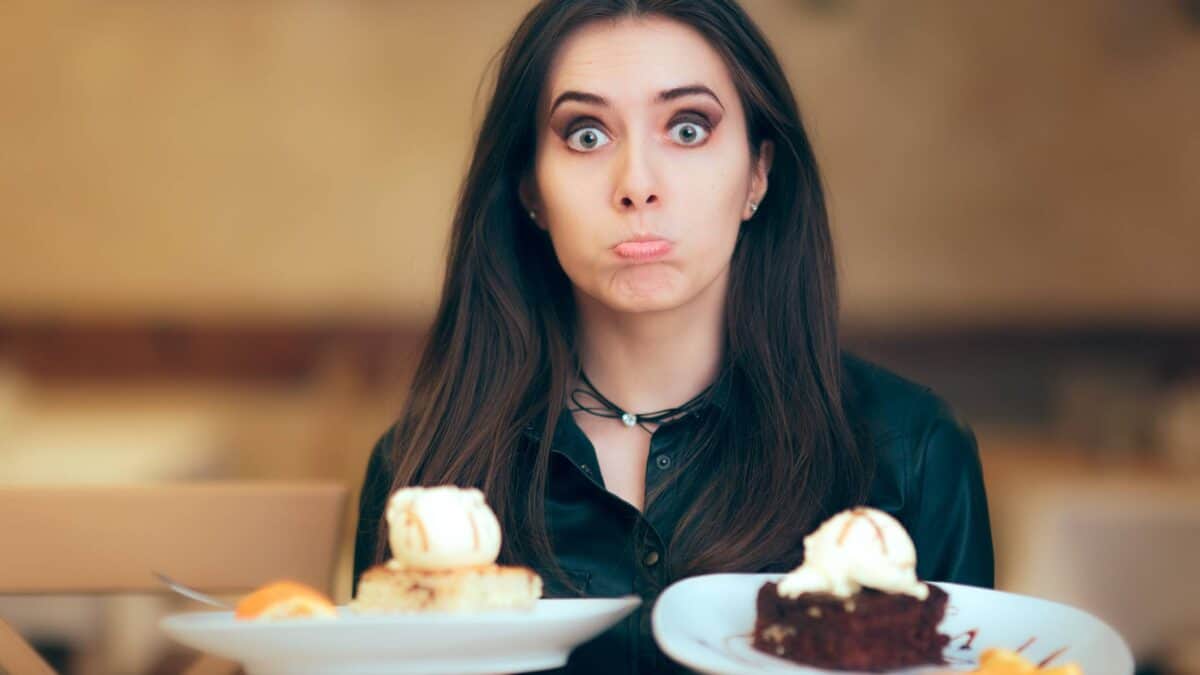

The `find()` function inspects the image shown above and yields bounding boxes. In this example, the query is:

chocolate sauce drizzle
[1038,646,1069,668]
[952,628,980,651]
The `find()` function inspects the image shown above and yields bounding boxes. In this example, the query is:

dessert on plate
[966,648,1083,675]
[350,485,543,613]
[235,580,338,621]
[753,506,949,670]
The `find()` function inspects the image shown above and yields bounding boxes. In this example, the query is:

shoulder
[840,351,981,511]
[840,352,968,444]
[358,425,400,532]
[354,424,400,589]
[363,425,397,484]
[842,353,994,586]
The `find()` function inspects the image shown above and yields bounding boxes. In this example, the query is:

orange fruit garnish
[972,648,1083,675]
[234,580,337,621]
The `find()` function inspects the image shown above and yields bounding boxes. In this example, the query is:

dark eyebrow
[657,85,724,110]
[548,91,609,116]
[548,84,724,116]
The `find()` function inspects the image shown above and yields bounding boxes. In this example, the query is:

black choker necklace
[569,370,714,434]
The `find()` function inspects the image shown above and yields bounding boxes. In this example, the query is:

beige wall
[2,0,1197,327]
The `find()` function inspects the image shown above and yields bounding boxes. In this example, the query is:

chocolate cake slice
[753,581,949,671]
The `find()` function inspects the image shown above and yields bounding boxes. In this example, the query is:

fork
[153,571,232,609]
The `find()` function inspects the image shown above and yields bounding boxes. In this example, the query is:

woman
[355,1,993,672]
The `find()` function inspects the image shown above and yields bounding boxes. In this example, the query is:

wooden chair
[0,482,347,675]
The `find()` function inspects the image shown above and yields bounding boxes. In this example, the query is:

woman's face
[525,16,770,315]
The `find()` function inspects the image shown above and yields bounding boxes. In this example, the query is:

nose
[612,137,661,212]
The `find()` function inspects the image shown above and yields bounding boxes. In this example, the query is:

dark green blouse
[354,354,994,674]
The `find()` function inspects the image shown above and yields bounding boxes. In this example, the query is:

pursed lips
[613,235,673,261]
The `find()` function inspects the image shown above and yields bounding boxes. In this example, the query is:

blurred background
[1,0,1198,673]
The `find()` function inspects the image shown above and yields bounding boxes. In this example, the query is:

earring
[528,210,537,221]
[749,201,759,215]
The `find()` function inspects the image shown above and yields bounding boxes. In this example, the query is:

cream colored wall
[772,0,1200,328]
[2,0,1197,326]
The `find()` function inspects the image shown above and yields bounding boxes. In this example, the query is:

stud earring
[749,201,759,215]
[528,210,537,221]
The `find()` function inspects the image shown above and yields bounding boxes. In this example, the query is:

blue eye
[566,126,612,152]
[668,121,709,146]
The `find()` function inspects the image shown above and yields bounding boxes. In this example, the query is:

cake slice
[350,486,543,614]
[754,582,949,669]
[351,561,542,613]
[753,507,950,670]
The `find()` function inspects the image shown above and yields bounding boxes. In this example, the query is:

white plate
[160,597,640,675]
[652,574,1133,675]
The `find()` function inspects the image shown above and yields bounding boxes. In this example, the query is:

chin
[609,295,686,314]
[576,265,709,315]
[602,283,694,314]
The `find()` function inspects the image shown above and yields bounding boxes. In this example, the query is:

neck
[573,276,726,414]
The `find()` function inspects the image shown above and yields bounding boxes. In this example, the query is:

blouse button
[643,550,660,567]
[654,454,672,470]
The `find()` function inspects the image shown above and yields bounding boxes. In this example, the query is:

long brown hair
[375,0,874,584]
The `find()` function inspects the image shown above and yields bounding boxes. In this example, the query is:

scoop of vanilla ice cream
[777,507,929,600]
[386,486,502,570]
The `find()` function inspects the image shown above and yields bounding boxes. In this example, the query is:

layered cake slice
[753,507,950,670]
[353,562,541,613]
[350,486,542,614]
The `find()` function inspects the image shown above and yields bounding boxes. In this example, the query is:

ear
[518,175,545,230]
[744,139,774,219]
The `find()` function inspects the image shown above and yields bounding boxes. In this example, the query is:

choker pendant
[621,413,637,428]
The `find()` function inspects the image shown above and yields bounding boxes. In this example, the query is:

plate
[160,596,640,675]
[652,574,1133,674]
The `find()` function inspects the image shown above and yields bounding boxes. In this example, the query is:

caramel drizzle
[1038,646,1069,668]
[837,508,888,555]
[1016,636,1036,653]
[467,510,481,551]
[405,506,430,552]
